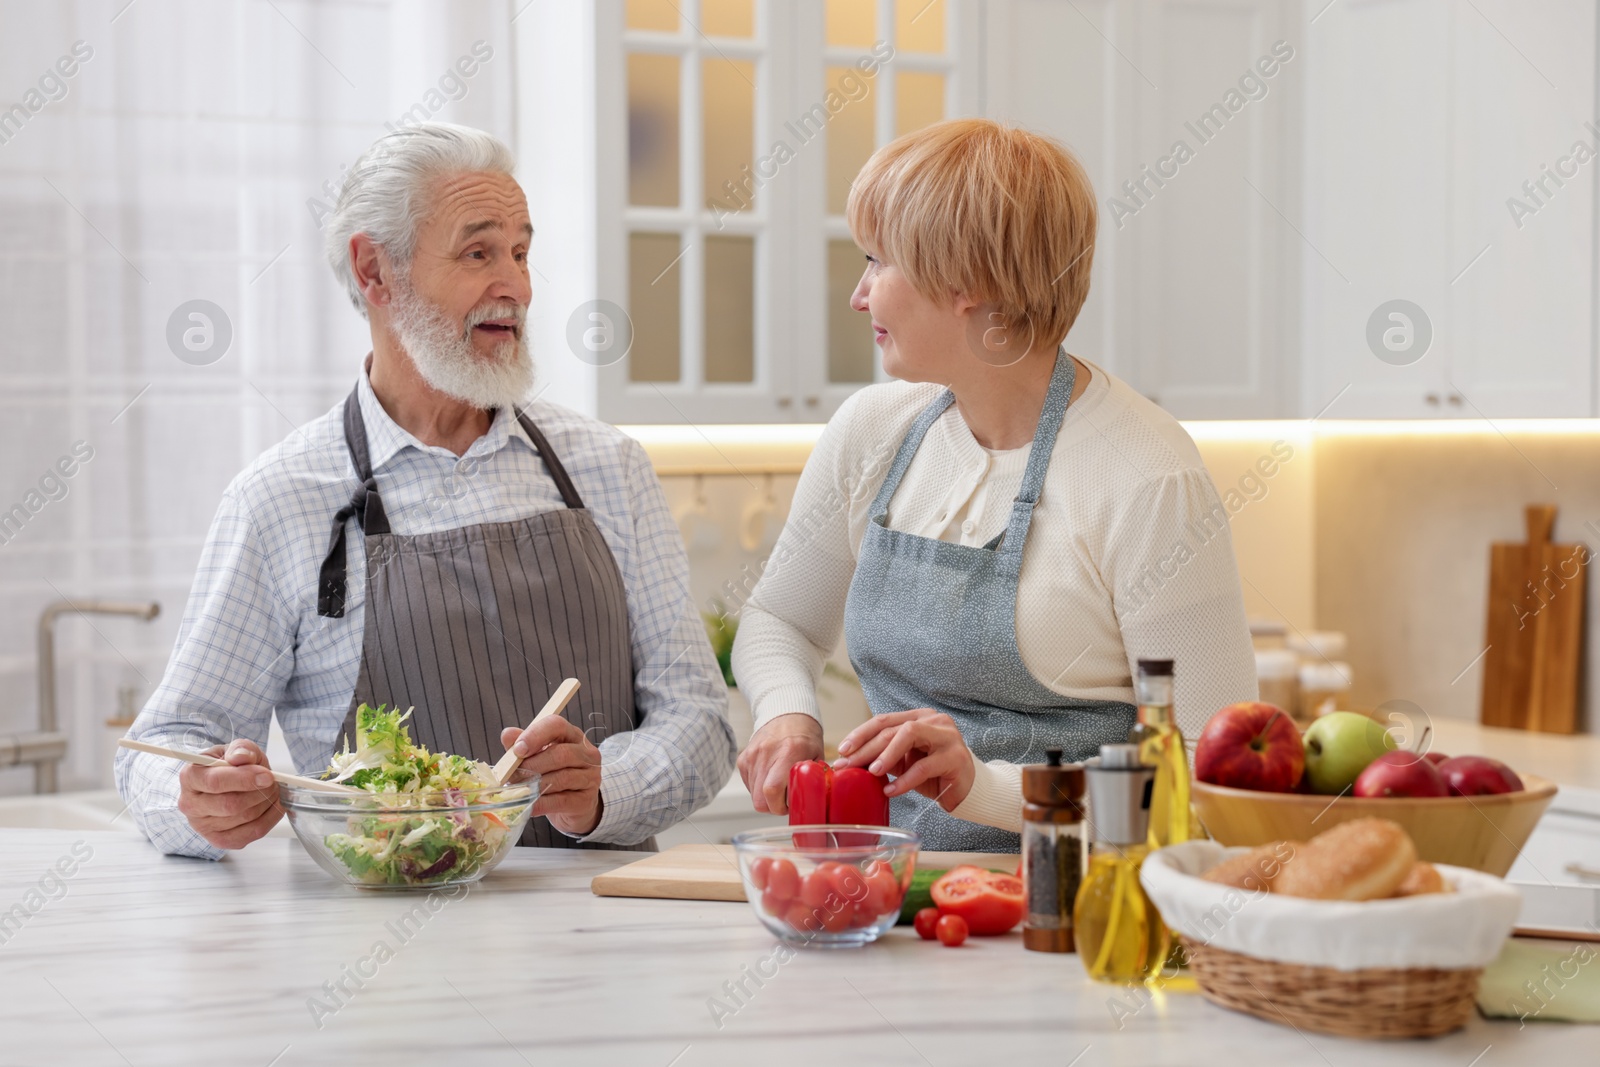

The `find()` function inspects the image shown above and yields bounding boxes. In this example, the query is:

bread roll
[1391,861,1449,897]
[1202,843,1291,892]
[1273,818,1415,901]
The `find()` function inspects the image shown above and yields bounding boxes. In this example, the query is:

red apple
[1422,751,1449,766]
[1195,702,1304,792]
[1353,751,1449,798]
[1436,755,1523,796]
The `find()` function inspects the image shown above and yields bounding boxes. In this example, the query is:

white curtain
[0,0,517,792]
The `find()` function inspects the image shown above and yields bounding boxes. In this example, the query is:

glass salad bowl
[730,826,920,948]
[281,780,537,890]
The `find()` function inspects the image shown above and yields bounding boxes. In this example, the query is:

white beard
[389,276,534,410]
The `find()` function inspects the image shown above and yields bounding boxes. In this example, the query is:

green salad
[319,704,528,886]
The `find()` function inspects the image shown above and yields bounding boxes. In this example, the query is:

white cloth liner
[1140,840,1522,972]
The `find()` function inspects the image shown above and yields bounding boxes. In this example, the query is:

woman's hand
[834,709,975,813]
[738,712,824,814]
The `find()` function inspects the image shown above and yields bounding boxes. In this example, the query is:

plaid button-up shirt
[115,370,734,859]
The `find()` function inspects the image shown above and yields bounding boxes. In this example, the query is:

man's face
[406,171,534,360]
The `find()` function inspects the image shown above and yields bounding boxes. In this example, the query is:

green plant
[703,604,737,688]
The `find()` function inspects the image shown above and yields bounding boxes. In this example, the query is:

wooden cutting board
[590,843,1017,902]
[1480,505,1586,734]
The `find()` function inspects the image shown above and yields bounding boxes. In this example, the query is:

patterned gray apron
[843,351,1135,852]
[317,386,649,851]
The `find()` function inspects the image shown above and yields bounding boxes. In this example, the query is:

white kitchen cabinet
[1303,0,1596,420]
[523,0,983,426]
[987,0,1303,418]
[1508,786,1600,888]
[525,0,1597,424]
[992,0,1596,420]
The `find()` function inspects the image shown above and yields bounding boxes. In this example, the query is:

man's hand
[500,717,603,837]
[176,739,283,850]
[737,712,824,815]
[833,709,976,813]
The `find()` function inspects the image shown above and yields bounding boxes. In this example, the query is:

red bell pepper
[788,760,890,847]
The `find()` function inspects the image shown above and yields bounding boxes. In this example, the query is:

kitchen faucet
[21,598,161,794]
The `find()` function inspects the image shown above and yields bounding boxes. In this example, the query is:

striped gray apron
[842,351,1135,852]
[317,386,648,851]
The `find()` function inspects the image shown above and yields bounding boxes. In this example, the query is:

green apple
[1302,712,1396,795]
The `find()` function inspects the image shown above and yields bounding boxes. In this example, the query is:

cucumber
[896,869,942,924]
[896,865,1017,924]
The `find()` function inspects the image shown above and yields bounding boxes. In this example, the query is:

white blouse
[730,360,1258,830]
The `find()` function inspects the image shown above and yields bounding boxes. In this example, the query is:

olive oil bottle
[1127,658,1198,849]
[1073,744,1170,984]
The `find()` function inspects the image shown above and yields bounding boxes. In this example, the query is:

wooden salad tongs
[116,737,365,794]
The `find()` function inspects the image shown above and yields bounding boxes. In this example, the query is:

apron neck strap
[319,386,389,617]
[869,390,958,517]
[513,406,587,510]
[988,349,1074,562]
[867,348,1077,528]
[1014,348,1075,507]
[317,386,591,618]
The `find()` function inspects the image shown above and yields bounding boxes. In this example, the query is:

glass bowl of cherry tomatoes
[730,826,920,948]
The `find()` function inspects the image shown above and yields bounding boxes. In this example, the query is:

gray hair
[325,122,516,315]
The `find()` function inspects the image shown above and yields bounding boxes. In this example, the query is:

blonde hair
[846,119,1098,350]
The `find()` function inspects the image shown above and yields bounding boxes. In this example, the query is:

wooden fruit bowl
[1190,775,1557,876]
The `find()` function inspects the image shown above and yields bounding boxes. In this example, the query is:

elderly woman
[732,119,1256,852]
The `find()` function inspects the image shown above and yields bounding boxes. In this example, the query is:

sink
[0,788,294,838]
[0,790,143,832]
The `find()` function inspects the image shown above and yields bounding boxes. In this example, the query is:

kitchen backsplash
[656,423,1600,746]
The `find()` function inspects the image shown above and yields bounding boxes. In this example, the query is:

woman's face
[849,254,968,384]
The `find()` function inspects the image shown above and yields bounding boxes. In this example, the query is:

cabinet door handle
[776,397,793,408]
[803,395,819,407]
[1568,862,1600,882]
[1425,393,1441,405]
[1447,393,1463,406]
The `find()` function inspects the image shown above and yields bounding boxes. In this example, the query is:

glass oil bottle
[1073,743,1170,984]
[1127,658,1198,849]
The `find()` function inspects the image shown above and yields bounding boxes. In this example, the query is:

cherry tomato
[936,914,969,947]
[913,907,942,941]
[760,889,788,917]
[821,904,855,933]
[784,899,818,933]
[833,864,869,906]
[930,865,1025,936]
[800,868,834,909]
[863,869,900,916]
[749,857,773,891]
[766,858,800,903]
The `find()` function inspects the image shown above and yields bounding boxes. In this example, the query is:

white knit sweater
[730,360,1258,832]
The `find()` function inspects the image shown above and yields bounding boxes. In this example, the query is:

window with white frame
[597,0,979,424]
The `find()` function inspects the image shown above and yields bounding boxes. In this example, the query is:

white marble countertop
[0,830,1592,1066]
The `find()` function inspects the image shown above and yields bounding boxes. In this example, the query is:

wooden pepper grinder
[1021,748,1086,953]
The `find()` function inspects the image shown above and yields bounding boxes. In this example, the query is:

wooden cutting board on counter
[1480,505,1586,734]
[591,843,1017,902]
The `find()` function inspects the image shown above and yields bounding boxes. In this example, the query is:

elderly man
[116,122,734,858]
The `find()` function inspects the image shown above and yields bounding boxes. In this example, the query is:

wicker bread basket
[1142,841,1522,1039]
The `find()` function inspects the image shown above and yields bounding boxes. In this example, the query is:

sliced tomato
[930,865,1025,936]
